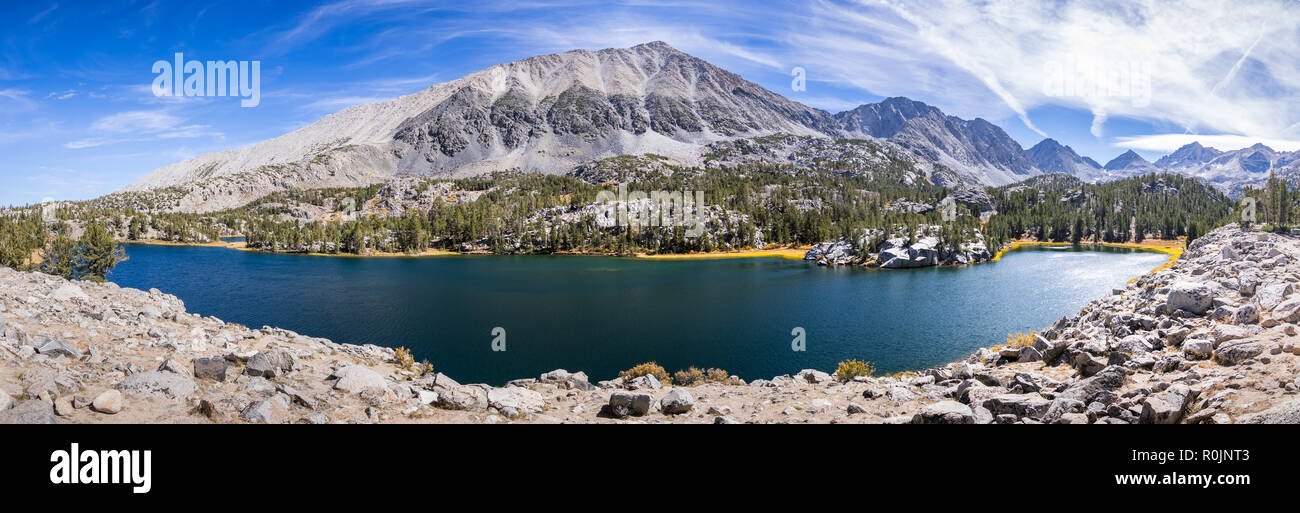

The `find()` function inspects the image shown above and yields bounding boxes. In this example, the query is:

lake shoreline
[121,238,812,261]
[123,236,1181,267]
[991,238,1183,278]
[7,225,1299,424]
[991,238,1184,261]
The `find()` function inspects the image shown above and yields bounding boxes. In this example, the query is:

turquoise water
[107,244,1168,385]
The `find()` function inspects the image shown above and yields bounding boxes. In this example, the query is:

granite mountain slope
[120,43,1048,213]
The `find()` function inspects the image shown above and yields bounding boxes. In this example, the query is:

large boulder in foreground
[911,401,975,424]
[330,366,388,393]
[660,389,696,415]
[487,386,545,417]
[1241,399,1300,424]
[607,391,652,418]
[0,400,59,424]
[1166,282,1213,315]
[981,393,1051,420]
[1139,384,1198,424]
[240,397,291,424]
[1213,340,1265,365]
[116,371,196,400]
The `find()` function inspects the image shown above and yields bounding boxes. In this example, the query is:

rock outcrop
[805,224,991,268]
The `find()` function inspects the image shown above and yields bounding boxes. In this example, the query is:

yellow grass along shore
[990,238,1184,278]
[121,237,1183,271]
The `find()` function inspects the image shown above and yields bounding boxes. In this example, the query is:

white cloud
[29,3,58,24]
[269,0,431,50]
[90,110,184,133]
[66,110,221,148]
[469,1,1294,144]
[64,138,127,149]
[0,89,34,109]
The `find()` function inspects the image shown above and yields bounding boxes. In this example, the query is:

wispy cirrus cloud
[89,110,184,132]
[787,0,1300,147]
[265,0,436,50]
[65,109,222,149]
[0,88,35,109]
[29,3,59,24]
[12,0,1300,207]
[457,0,1300,150]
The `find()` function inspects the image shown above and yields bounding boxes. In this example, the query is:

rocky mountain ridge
[85,41,1300,221]
[118,43,1050,213]
[836,97,1039,186]
[1037,141,1300,198]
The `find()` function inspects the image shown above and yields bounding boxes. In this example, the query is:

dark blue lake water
[107,244,1168,385]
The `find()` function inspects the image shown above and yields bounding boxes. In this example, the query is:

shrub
[673,366,733,386]
[393,347,415,371]
[835,359,876,382]
[673,367,703,385]
[1005,331,1037,349]
[619,361,671,384]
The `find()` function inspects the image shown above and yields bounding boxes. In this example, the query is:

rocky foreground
[2,224,1299,424]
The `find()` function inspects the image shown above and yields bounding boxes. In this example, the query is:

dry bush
[1005,331,1037,349]
[835,359,877,382]
[837,361,878,381]
[673,366,734,386]
[393,347,415,371]
[619,361,671,384]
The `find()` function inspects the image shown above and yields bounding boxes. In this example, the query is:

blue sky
[2,0,1298,206]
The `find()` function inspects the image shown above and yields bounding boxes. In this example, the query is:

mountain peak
[125,41,839,201]
[1104,149,1152,170]
[630,40,684,55]
[1155,141,1224,169]
[833,96,1036,184]
[1028,138,1065,152]
[880,96,929,108]
[835,97,940,138]
[1025,137,1104,180]
[633,40,674,49]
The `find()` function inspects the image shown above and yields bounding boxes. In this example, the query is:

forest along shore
[121,237,810,261]
[2,224,1299,424]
